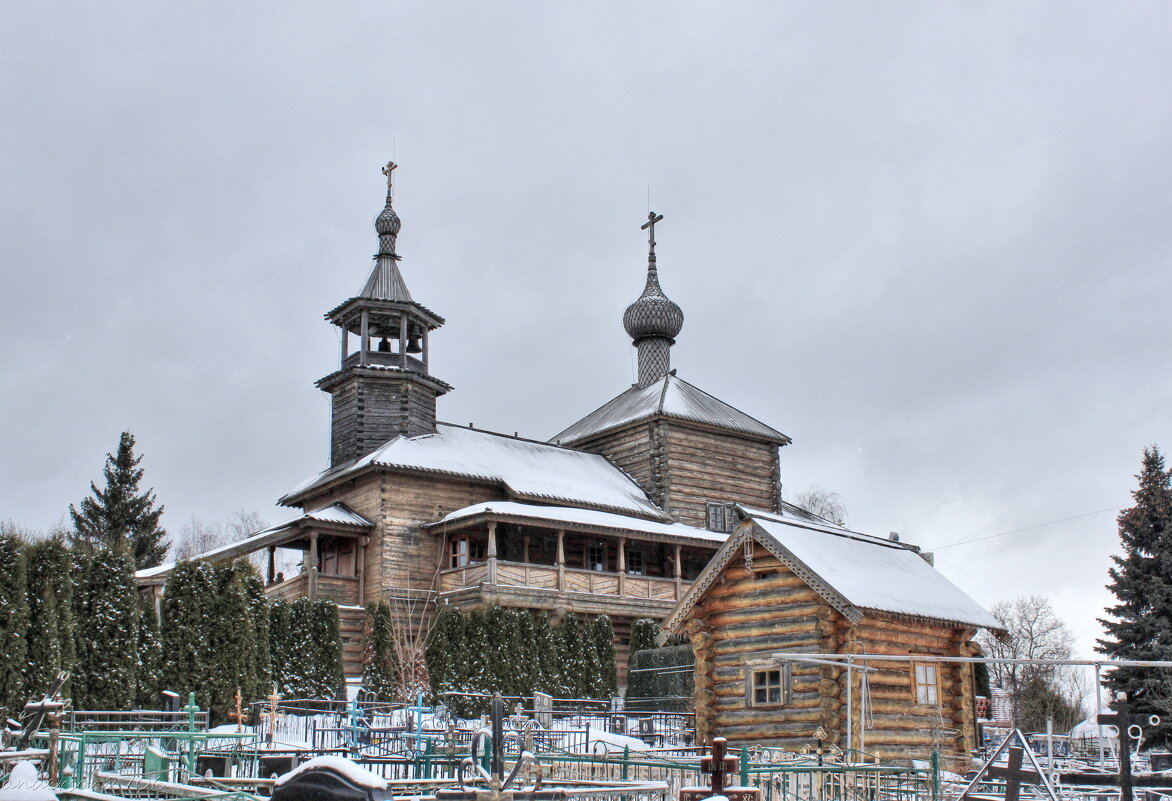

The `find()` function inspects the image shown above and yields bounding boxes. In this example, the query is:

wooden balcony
[439,558,684,613]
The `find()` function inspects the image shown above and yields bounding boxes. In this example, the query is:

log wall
[689,543,978,766]
[662,424,780,528]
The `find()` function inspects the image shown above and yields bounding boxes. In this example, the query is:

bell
[406,332,423,354]
[376,338,391,353]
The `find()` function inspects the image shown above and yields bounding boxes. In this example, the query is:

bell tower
[317,162,452,466]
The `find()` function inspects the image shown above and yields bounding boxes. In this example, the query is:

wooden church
[137,162,998,740]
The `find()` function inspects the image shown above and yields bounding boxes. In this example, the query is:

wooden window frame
[587,541,607,572]
[912,660,939,706]
[748,663,792,707]
[626,548,644,576]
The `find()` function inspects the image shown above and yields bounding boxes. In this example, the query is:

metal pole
[1096,663,1104,767]
[847,654,854,762]
[1046,718,1054,776]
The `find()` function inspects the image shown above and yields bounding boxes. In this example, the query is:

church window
[450,537,485,568]
[750,664,791,706]
[587,541,607,572]
[913,662,939,705]
[706,503,737,533]
[626,548,644,576]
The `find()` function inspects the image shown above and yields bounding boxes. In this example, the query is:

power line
[927,504,1126,550]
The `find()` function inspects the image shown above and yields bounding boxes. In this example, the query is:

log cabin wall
[568,424,662,507]
[327,374,439,466]
[661,424,780,528]
[687,542,977,768]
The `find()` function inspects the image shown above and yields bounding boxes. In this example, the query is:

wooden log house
[659,505,1001,768]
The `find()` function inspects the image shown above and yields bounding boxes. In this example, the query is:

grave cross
[226,687,245,733]
[641,211,664,259]
[700,736,740,795]
[985,747,1042,801]
[1057,692,1163,801]
[262,689,282,746]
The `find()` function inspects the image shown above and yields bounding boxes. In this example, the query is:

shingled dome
[623,266,684,342]
[375,203,400,237]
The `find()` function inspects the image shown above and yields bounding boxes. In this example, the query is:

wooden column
[359,312,370,366]
[340,328,349,365]
[617,537,626,595]
[674,543,683,600]
[267,546,276,585]
[308,532,319,599]
[556,529,565,591]
[486,522,498,585]
[357,537,368,604]
[422,327,429,369]
[398,314,408,369]
[153,585,163,622]
[522,534,529,563]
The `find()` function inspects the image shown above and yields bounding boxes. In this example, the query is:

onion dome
[623,265,684,342]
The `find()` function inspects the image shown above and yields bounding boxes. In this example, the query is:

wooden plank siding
[687,543,977,767]
[661,424,779,528]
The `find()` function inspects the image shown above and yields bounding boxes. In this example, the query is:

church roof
[660,506,1000,634]
[551,373,791,446]
[281,423,669,520]
[424,500,726,544]
[359,258,413,302]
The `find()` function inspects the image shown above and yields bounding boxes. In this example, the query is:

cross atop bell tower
[317,163,452,466]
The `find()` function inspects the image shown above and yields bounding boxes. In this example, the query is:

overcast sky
[2,2,1170,660]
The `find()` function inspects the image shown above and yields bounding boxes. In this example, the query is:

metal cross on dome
[382,161,398,197]
[642,211,664,258]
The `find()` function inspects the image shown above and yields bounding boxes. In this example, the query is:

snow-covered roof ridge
[281,423,668,520]
[551,373,791,446]
[425,500,728,543]
[661,508,1000,635]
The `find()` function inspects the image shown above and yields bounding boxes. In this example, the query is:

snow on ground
[274,756,388,789]
[0,761,57,801]
[556,728,649,754]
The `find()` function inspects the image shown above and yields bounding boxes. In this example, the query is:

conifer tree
[512,611,536,697]
[426,605,466,701]
[0,533,29,720]
[363,601,398,701]
[73,545,138,710]
[556,613,588,698]
[1098,446,1172,716]
[70,432,169,569]
[160,560,217,698]
[282,599,343,699]
[24,535,74,700]
[241,567,271,699]
[587,615,617,699]
[268,601,293,694]
[207,561,261,722]
[136,595,163,708]
[531,612,560,696]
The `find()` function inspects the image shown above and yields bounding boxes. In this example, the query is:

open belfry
[137,164,997,760]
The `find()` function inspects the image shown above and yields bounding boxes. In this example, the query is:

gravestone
[679,737,760,801]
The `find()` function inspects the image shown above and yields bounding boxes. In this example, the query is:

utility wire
[927,504,1126,550]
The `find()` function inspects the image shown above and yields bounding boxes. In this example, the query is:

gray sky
[2,2,1170,658]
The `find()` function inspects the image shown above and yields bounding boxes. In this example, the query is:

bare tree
[976,595,1085,731]
[792,485,847,525]
[172,517,227,560]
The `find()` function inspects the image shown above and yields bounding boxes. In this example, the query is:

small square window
[707,503,737,533]
[914,662,939,705]
[626,549,644,576]
[751,665,791,706]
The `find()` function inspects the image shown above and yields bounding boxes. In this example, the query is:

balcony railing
[265,571,360,605]
[439,559,683,601]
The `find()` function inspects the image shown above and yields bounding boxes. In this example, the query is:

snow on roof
[135,503,371,581]
[426,501,727,543]
[551,373,790,446]
[747,509,1000,629]
[662,506,999,634]
[282,423,667,519]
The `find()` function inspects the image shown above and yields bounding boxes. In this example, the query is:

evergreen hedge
[24,535,74,701]
[73,545,139,710]
[626,644,694,711]
[0,533,29,720]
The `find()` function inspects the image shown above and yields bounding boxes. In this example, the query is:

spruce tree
[160,560,217,698]
[73,545,138,710]
[531,612,559,696]
[241,567,271,700]
[24,535,75,700]
[556,613,588,698]
[70,432,169,569]
[0,533,29,720]
[208,561,261,722]
[587,615,617,699]
[283,599,343,699]
[268,601,293,695]
[1098,446,1172,716]
[136,595,163,708]
[363,601,398,701]
[426,605,466,700]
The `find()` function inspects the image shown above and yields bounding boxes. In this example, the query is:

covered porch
[424,501,722,606]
